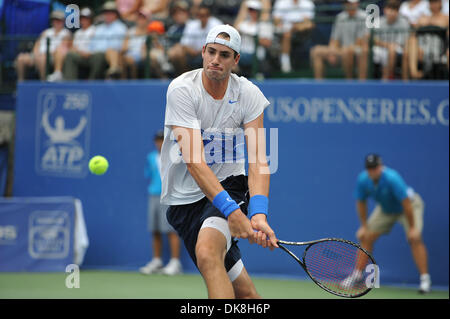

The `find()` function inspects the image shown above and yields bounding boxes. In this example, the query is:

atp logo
[35,89,91,177]
[28,211,71,259]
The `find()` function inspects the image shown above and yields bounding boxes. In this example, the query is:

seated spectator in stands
[63,1,128,80]
[234,0,274,76]
[408,0,449,79]
[399,0,431,27]
[273,0,315,73]
[166,1,190,48]
[142,0,171,21]
[235,0,272,24]
[121,10,149,78]
[168,3,222,75]
[372,0,410,80]
[144,20,172,78]
[117,0,144,24]
[15,11,70,81]
[48,7,95,82]
[310,0,368,80]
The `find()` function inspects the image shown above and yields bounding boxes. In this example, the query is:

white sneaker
[47,71,63,82]
[161,258,182,276]
[340,270,363,290]
[419,274,431,294]
[139,258,163,275]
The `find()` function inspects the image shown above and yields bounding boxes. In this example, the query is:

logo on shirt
[228,100,238,104]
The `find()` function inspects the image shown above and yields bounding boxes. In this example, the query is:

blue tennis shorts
[166,175,249,276]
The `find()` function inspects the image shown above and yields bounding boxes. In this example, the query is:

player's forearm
[248,163,270,197]
[173,125,224,201]
[245,113,269,197]
[186,162,225,202]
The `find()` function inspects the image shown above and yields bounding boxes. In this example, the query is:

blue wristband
[248,195,269,219]
[213,190,240,218]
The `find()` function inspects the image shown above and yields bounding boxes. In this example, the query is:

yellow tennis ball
[89,155,109,175]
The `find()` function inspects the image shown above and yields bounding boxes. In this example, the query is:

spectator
[142,0,171,20]
[273,0,315,73]
[234,0,274,76]
[15,11,70,81]
[309,0,368,80]
[235,0,272,23]
[408,0,449,79]
[116,0,144,24]
[399,0,431,27]
[121,10,150,78]
[372,0,410,80]
[166,1,190,48]
[63,1,128,80]
[168,3,222,76]
[48,7,96,82]
[144,20,172,78]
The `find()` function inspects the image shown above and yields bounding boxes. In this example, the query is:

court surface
[0,271,448,299]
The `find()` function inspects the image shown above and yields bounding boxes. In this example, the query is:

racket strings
[304,240,373,297]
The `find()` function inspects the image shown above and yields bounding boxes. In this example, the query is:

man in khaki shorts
[352,154,431,293]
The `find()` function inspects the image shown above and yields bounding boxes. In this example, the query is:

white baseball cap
[247,0,262,10]
[205,24,241,54]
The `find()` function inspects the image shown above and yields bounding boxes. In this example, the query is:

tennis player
[343,154,431,293]
[160,24,278,299]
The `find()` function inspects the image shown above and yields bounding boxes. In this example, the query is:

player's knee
[195,243,224,272]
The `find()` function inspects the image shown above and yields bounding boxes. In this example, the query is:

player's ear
[202,45,206,58]
[235,53,240,65]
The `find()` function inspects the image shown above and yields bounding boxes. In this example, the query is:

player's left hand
[251,214,278,250]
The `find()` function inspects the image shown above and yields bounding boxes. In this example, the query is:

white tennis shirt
[160,69,270,205]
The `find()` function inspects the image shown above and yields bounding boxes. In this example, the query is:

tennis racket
[277,238,377,298]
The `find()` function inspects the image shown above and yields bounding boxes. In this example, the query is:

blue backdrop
[13,80,449,287]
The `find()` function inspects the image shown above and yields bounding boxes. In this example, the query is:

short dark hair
[385,0,401,11]
[198,2,212,12]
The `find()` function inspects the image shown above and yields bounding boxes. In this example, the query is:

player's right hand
[251,214,278,250]
[228,209,256,244]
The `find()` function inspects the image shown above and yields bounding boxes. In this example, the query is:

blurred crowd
[13,0,450,81]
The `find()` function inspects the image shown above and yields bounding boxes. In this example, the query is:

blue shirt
[145,150,162,195]
[355,167,413,214]
[90,20,127,53]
